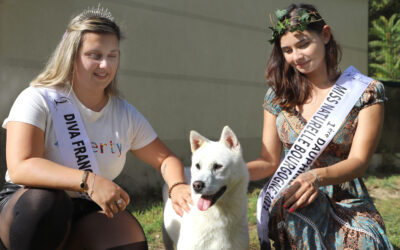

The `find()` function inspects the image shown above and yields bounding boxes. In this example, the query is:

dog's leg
[162,167,192,250]
[163,198,185,249]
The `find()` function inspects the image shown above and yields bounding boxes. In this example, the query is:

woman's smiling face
[280,26,331,77]
[73,32,119,94]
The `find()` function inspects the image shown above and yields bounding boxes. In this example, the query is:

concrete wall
[0,0,369,192]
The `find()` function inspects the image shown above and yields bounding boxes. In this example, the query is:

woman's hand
[283,170,320,213]
[87,173,130,218]
[169,184,192,217]
[131,138,193,216]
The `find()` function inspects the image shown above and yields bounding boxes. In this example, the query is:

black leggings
[6,188,73,250]
[0,185,148,250]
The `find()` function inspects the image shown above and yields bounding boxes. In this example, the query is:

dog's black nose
[192,181,205,193]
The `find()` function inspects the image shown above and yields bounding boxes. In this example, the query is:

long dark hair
[266,3,342,110]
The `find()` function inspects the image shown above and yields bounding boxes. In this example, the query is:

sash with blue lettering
[257,66,373,249]
[39,87,100,199]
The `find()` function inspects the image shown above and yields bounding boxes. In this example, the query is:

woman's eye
[282,48,292,54]
[89,53,102,60]
[108,54,118,58]
[299,42,310,48]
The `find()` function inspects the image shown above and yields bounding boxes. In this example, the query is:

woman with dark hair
[248,3,393,249]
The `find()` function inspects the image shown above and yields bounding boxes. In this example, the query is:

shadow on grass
[127,186,164,213]
[248,178,268,192]
[365,163,400,177]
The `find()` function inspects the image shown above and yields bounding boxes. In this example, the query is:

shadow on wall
[381,82,400,152]
[374,82,400,172]
[0,129,6,189]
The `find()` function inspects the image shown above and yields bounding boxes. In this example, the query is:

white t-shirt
[2,86,157,184]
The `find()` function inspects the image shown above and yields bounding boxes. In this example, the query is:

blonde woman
[0,6,191,250]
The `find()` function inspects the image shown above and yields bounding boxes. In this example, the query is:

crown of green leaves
[268,9,322,44]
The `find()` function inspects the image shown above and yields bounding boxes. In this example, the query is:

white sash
[256,66,373,249]
[39,88,100,199]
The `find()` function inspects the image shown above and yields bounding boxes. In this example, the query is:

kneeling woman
[248,3,393,249]
[0,6,191,250]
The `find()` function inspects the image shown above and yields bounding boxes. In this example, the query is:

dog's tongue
[197,196,212,211]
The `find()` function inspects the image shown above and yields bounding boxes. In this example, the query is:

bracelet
[80,170,90,193]
[309,169,321,189]
[168,181,186,198]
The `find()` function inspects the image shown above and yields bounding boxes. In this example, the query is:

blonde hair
[30,6,121,96]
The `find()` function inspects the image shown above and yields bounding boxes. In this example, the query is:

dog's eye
[213,163,223,171]
[195,163,201,169]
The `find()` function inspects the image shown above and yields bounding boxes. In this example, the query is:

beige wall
[0,0,369,193]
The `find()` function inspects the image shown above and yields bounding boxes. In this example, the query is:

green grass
[127,188,165,250]
[364,174,400,248]
[364,174,400,190]
[374,199,400,248]
[131,202,164,249]
[131,175,400,250]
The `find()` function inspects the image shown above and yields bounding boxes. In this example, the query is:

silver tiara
[78,4,114,22]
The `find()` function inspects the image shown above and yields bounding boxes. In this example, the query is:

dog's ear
[220,126,240,151]
[190,130,208,153]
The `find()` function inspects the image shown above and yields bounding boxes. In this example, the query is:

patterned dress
[263,81,393,249]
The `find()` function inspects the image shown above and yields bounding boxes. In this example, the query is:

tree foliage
[368,0,400,80]
[369,0,400,20]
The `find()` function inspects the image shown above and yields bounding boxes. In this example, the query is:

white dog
[163,126,249,250]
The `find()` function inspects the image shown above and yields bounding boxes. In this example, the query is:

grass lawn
[130,174,400,250]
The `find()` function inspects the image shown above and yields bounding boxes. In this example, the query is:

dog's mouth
[197,186,227,211]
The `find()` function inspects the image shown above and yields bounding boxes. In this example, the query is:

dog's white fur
[163,126,249,250]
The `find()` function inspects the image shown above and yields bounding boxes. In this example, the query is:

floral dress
[263,81,393,249]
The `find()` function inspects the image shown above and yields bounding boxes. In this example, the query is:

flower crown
[268,9,322,44]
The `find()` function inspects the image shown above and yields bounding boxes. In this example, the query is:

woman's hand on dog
[170,184,193,217]
[282,171,319,213]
